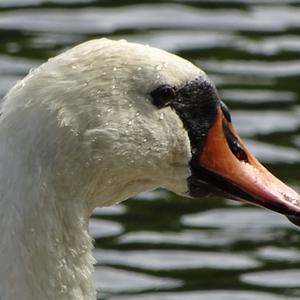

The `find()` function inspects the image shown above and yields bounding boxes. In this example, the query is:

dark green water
[1,1,300,299]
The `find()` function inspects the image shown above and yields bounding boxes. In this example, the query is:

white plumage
[0,39,205,299]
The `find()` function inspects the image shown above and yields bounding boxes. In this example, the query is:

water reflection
[94,266,181,294]
[182,208,292,229]
[89,219,123,239]
[201,60,300,78]
[256,246,300,262]
[241,269,300,288]
[244,140,300,163]
[118,228,278,246]
[109,290,300,300]
[220,89,296,104]
[94,249,260,270]
[232,110,300,137]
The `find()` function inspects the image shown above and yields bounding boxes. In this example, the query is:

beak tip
[196,106,300,226]
[280,189,300,213]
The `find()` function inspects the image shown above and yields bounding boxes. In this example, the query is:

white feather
[0,38,205,299]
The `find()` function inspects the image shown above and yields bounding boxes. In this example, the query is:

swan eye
[150,85,176,108]
[223,121,248,162]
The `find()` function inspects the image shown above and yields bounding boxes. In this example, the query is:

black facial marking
[170,77,220,151]
[150,76,225,198]
[150,85,176,108]
[150,77,219,151]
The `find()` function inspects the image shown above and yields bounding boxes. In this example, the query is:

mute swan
[0,38,299,300]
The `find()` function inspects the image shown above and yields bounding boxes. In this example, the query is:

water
[1,1,300,299]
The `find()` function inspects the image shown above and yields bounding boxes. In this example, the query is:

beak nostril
[235,148,248,162]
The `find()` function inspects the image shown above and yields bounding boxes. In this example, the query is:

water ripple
[221,89,296,104]
[89,219,123,239]
[2,5,300,34]
[118,229,278,246]
[110,290,299,300]
[94,249,260,270]
[241,269,300,288]
[181,208,293,229]
[94,266,181,294]
[232,109,300,137]
[256,246,300,262]
[244,139,300,163]
[201,60,300,78]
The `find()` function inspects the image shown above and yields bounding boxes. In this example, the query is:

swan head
[5,38,300,224]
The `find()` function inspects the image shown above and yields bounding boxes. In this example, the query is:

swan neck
[0,166,96,300]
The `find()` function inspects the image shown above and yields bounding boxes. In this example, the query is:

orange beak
[196,108,300,225]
